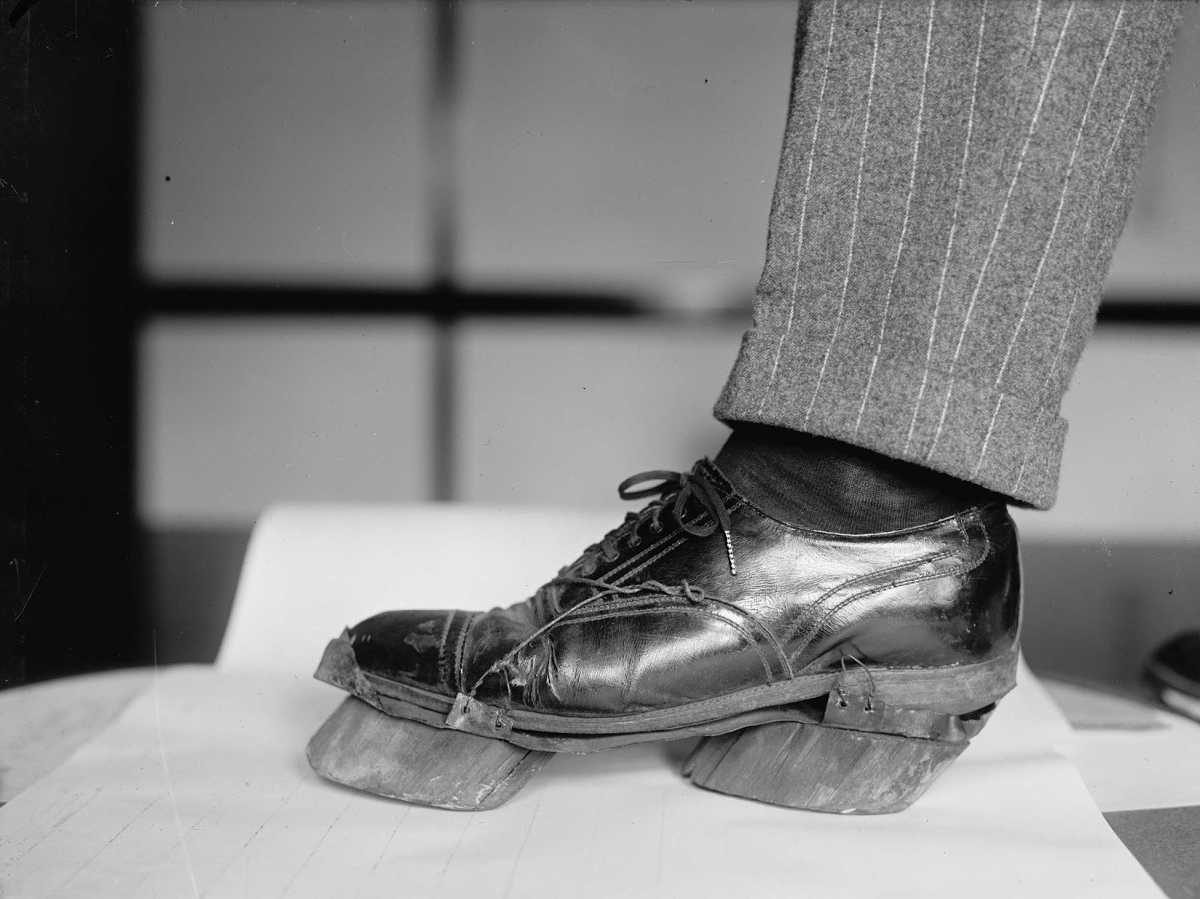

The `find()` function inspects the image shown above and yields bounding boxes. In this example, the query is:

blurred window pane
[139,1,432,287]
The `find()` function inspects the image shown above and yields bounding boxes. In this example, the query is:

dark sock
[714,425,1002,533]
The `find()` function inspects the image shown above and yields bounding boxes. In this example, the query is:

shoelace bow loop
[617,468,732,541]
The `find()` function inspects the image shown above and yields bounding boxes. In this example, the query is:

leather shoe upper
[347,460,1020,716]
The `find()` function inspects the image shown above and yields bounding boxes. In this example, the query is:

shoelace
[573,464,738,578]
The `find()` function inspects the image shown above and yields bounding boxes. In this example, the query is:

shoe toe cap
[348,610,457,689]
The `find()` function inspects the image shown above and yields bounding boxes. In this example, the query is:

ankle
[714,425,1001,533]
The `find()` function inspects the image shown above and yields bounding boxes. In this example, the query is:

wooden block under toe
[306,697,552,811]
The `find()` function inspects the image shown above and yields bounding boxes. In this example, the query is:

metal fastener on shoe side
[446,693,514,739]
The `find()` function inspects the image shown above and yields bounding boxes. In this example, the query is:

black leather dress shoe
[307,459,1021,813]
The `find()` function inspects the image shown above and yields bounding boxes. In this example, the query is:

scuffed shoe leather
[336,459,1020,737]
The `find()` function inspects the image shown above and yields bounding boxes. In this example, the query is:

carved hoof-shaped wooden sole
[306,697,552,810]
[683,697,991,814]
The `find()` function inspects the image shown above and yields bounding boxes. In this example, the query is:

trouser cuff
[714,345,1066,509]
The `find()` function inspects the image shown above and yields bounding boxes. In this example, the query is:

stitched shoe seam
[435,612,455,692]
[781,547,959,647]
[785,511,981,642]
[603,498,741,584]
[550,604,782,684]
[613,499,744,585]
[809,516,977,635]
[791,517,993,666]
[697,591,794,680]
[596,509,704,580]
[550,590,792,681]
[455,612,477,693]
[612,536,689,586]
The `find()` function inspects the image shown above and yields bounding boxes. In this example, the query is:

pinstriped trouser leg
[714,0,1184,509]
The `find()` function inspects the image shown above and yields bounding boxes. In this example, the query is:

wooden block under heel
[306,697,552,811]
[682,696,992,815]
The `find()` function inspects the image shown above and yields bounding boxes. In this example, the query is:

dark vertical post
[429,0,461,502]
[1,0,141,683]
[1,4,33,685]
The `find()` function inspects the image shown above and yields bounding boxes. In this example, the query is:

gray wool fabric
[715,0,1183,509]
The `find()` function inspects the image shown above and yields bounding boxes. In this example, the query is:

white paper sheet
[1042,680,1200,813]
[1,664,1166,899]
[1061,713,1200,813]
[1,504,1170,897]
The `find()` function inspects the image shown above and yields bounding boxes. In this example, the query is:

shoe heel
[306,697,552,811]
[682,693,994,815]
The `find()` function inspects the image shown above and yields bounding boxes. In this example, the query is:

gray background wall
[135,1,1200,685]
